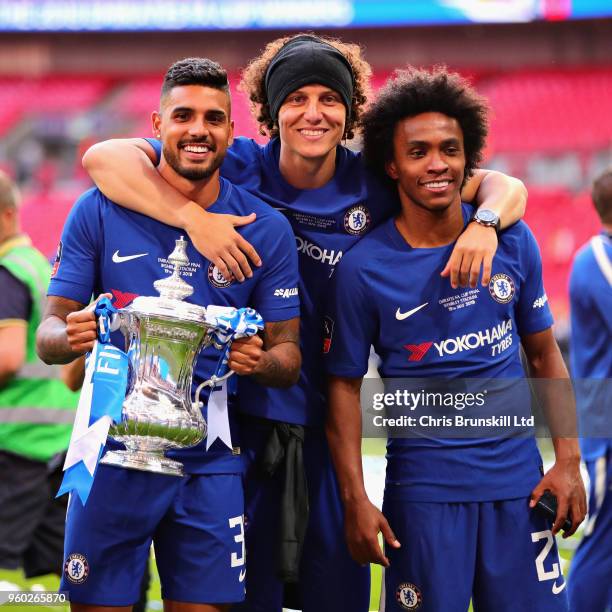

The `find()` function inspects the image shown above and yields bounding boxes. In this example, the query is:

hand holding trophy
[99,236,262,476]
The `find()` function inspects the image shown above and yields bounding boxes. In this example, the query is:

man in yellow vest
[0,170,79,578]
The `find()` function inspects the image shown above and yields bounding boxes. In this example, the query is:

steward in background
[0,170,79,578]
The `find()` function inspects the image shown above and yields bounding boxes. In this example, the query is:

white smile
[422,180,451,189]
[298,129,327,137]
[182,144,211,153]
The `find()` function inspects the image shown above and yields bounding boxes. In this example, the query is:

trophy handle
[192,370,236,412]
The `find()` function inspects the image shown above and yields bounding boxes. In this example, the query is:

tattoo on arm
[252,317,301,388]
[36,296,86,364]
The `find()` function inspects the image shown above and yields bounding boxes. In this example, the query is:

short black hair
[161,57,230,104]
[592,167,612,224]
[362,66,489,186]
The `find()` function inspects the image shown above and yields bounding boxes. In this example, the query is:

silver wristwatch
[471,209,500,233]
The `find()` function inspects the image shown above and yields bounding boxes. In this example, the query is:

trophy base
[100,449,184,477]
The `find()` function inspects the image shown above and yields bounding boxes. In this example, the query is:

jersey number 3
[229,515,246,583]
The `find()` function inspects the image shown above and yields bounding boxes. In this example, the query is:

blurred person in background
[82,35,527,612]
[0,170,79,579]
[567,168,612,612]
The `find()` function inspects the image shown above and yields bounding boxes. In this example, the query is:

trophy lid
[124,236,207,324]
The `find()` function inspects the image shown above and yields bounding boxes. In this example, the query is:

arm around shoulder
[82,138,159,189]
[463,169,527,229]
[443,170,527,289]
[83,138,261,281]
[82,137,188,224]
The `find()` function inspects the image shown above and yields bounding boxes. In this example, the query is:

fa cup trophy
[100,236,232,476]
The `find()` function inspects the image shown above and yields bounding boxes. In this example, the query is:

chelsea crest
[396,582,423,610]
[343,205,371,235]
[489,273,515,304]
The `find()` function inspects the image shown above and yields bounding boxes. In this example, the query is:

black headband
[264,35,355,121]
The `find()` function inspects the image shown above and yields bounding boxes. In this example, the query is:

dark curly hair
[161,57,230,105]
[239,33,371,140]
[362,66,489,187]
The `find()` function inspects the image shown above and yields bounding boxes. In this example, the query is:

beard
[162,142,224,181]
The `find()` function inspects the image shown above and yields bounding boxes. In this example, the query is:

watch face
[476,209,498,224]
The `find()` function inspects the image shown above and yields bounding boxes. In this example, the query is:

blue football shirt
[147,136,397,426]
[325,207,555,502]
[569,232,612,461]
[48,178,299,474]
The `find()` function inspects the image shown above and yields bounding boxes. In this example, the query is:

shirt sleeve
[249,212,300,322]
[220,137,262,184]
[143,137,161,165]
[0,267,31,322]
[47,189,103,305]
[324,252,376,378]
[516,224,554,335]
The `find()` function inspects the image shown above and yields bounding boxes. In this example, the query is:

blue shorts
[568,449,612,612]
[381,496,569,612]
[61,464,246,605]
[232,417,369,612]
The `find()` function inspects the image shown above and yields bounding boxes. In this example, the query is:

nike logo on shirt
[551,580,566,595]
[396,302,428,320]
[112,250,148,263]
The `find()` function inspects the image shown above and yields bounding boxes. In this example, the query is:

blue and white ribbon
[202,306,264,450]
[57,297,128,505]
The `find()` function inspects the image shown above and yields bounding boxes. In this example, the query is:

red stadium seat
[478,69,612,154]
[0,76,112,136]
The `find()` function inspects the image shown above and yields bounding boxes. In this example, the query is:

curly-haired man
[325,67,586,611]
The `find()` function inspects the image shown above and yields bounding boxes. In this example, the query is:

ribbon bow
[200,306,264,450]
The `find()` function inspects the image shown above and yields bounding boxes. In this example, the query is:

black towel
[259,422,309,583]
